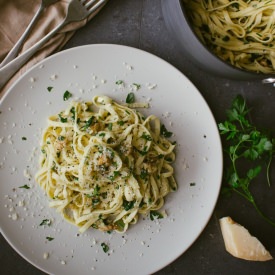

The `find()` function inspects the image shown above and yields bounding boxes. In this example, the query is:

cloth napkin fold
[0,0,105,95]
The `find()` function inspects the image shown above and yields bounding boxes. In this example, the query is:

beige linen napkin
[0,0,105,95]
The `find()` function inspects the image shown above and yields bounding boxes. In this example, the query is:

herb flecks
[115,80,124,85]
[19,184,30,189]
[46,236,54,241]
[150,210,164,221]
[132,83,141,90]
[123,199,135,211]
[218,95,275,226]
[161,124,173,138]
[101,242,109,253]
[126,92,135,104]
[40,219,51,226]
[63,90,72,101]
[141,132,152,141]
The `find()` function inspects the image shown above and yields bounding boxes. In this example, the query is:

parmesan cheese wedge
[219,216,273,261]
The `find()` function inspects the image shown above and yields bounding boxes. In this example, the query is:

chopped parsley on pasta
[35,95,177,233]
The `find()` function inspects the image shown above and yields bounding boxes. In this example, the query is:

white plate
[0,44,222,275]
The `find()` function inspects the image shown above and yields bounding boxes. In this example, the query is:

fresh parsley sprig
[218,95,275,226]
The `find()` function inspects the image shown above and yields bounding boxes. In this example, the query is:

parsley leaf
[123,199,135,211]
[58,114,67,123]
[115,80,124,85]
[150,210,163,221]
[141,132,152,141]
[101,242,109,253]
[19,184,30,189]
[132,83,141,90]
[46,236,54,241]
[63,90,72,101]
[40,219,51,226]
[126,92,135,104]
[81,116,95,130]
[160,124,173,138]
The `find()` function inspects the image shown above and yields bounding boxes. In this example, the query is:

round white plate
[0,44,222,275]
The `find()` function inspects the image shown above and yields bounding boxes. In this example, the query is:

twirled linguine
[35,95,177,233]
[183,0,275,73]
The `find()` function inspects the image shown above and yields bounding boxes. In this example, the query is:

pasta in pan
[35,95,177,233]
[183,0,275,73]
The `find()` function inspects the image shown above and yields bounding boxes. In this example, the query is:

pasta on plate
[35,95,177,233]
[184,0,275,73]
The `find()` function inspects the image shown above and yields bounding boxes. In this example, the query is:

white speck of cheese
[8,136,13,144]
[18,200,25,207]
[123,62,133,70]
[43,253,49,259]
[11,213,18,220]
[162,112,171,118]
[50,74,57,80]
[23,169,31,179]
[146,83,157,90]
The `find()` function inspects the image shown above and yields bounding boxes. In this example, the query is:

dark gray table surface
[1,1,275,274]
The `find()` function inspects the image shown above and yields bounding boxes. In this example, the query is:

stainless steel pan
[161,0,273,81]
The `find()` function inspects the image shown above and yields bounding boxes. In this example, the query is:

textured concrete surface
[1,0,275,274]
